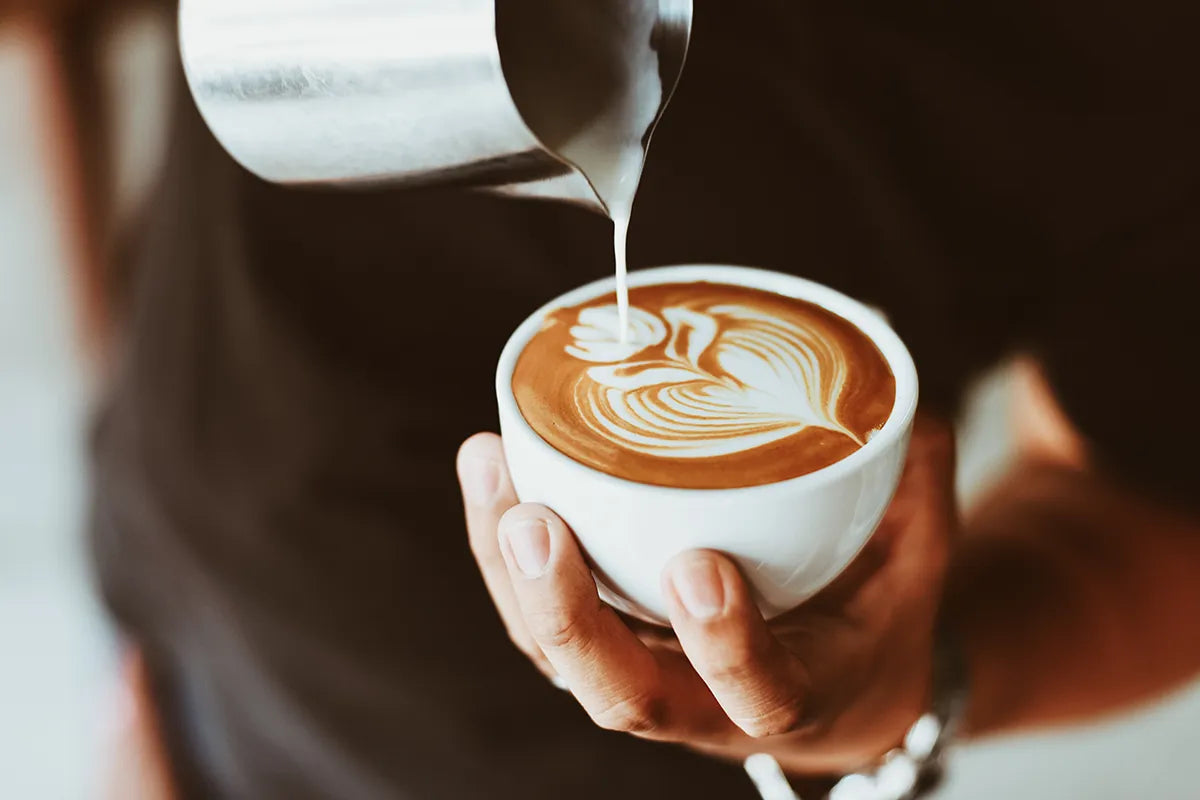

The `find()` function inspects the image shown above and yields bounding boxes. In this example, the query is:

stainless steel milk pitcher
[179,0,693,212]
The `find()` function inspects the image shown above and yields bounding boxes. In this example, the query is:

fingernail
[670,558,725,620]
[462,457,500,502]
[503,519,551,578]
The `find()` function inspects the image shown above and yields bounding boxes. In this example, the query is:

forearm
[948,459,1200,735]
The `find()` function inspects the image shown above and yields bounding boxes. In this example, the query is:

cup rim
[496,264,919,496]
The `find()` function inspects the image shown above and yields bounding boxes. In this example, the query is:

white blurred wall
[0,27,115,800]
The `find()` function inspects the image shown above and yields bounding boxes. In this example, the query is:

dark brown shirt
[92,2,1200,798]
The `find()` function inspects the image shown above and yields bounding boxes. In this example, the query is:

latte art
[569,303,862,457]
[514,283,896,489]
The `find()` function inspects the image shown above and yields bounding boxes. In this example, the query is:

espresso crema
[512,282,897,489]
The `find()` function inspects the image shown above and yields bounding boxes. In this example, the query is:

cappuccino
[513,281,896,489]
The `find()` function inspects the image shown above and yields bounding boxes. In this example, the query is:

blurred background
[0,23,108,799]
[2,8,1199,800]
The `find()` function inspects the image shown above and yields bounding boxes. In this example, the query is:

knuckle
[707,656,761,687]
[704,636,776,687]
[526,607,588,651]
[591,691,669,736]
[737,698,806,739]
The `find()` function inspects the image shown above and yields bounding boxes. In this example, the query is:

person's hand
[457,415,956,774]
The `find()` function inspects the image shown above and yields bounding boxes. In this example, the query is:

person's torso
[92,3,1200,797]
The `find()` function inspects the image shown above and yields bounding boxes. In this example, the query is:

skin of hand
[104,651,176,800]
[458,414,957,775]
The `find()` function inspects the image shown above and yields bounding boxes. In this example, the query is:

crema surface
[513,282,896,488]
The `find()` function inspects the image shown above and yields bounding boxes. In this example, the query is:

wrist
[818,594,970,799]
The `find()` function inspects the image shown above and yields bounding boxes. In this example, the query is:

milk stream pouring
[180,0,693,338]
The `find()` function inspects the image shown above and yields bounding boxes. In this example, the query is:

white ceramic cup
[496,265,919,623]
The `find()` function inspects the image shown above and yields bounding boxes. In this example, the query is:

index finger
[663,551,810,739]
[457,434,551,675]
[498,504,727,740]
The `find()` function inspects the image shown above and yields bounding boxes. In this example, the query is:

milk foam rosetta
[512,282,897,488]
